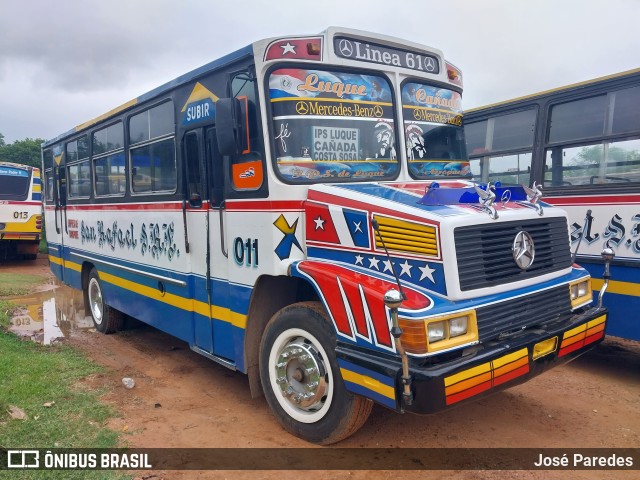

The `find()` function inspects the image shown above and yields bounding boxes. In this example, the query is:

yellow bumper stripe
[340,368,395,400]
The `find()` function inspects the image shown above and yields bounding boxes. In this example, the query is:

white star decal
[314,216,325,230]
[353,221,363,233]
[419,263,436,283]
[355,254,364,266]
[368,257,380,270]
[382,259,393,273]
[281,42,296,55]
[399,260,413,278]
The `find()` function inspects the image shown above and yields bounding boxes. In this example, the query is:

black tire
[259,301,373,445]
[86,268,123,334]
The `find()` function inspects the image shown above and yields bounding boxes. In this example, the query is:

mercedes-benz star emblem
[339,39,354,57]
[512,231,535,270]
[501,189,512,207]
[296,102,309,115]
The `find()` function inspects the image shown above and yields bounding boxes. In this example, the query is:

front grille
[476,285,572,341]
[455,217,571,291]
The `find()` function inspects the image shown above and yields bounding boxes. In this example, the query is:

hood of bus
[304,180,572,301]
[305,180,555,221]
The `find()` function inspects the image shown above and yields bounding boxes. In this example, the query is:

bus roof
[42,44,253,148]
[464,67,640,114]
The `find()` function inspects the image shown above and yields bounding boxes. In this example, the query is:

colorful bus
[43,27,610,444]
[464,69,640,341]
[0,162,43,260]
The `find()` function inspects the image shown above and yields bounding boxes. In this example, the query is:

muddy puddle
[7,281,94,344]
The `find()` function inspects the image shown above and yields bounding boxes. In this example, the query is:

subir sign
[312,126,359,161]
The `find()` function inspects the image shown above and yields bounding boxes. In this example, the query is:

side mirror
[215,98,246,156]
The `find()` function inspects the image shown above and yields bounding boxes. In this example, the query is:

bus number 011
[233,237,259,267]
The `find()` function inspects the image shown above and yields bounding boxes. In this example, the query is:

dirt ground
[3,256,639,479]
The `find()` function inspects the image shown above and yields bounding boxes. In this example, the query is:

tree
[0,135,45,169]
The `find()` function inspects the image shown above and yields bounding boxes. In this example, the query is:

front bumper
[336,306,607,414]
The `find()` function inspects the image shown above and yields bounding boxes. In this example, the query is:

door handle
[219,200,228,258]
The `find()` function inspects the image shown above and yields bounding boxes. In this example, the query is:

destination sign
[334,37,439,74]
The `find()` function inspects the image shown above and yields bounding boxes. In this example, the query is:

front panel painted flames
[293,261,432,351]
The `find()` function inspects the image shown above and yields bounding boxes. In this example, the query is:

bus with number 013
[464,69,640,341]
[0,162,43,260]
[43,27,612,444]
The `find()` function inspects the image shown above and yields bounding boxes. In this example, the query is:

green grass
[0,273,47,297]
[0,303,129,479]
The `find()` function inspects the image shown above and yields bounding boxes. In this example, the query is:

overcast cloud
[1,0,638,143]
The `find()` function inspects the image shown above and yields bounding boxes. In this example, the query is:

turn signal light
[446,62,463,87]
[569,278,592,308]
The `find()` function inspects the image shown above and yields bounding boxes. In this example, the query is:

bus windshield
[268,67,400,183]
[401,81,470,179]
[0,165,31,200]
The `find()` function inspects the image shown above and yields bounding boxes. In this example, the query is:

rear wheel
[259,301,372,445]
[86,268,123,334]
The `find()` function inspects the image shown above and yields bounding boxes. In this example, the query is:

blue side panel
[581,260,640,341]
[47,243,251,370]
[338,359,397,409]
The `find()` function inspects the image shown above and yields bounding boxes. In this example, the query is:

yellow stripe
[100,271,246,329]
[32,185,41,192]
[563,323,587,340]
[493,356,529,378]
[587,315,607,329]
[46,254,81,272]
[444,362,491,387]
[445,371,492,396]
[75,99,138,132]
[270,96,392,107]
[404,105,462,116]
[340,368,395,400]
[591,278,639,297]
[2,215,41,233]
[65,260,82,272]
[48,255,63,265]
[492,348,528,369]
[47,254,246,329]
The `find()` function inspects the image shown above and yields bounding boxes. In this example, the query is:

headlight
[427,321,446,343]
[449,316,468,337]
[399,310,478,355]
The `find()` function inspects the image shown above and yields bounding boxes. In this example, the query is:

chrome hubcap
[275,338,328,411]
[88,278,104,324]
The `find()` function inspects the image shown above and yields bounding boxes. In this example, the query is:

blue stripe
[48,243,251,369]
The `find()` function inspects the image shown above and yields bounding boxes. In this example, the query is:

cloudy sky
[1,0,638,143]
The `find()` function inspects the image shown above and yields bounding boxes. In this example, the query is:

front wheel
[86,268,123,334]
[259,301,372,445]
